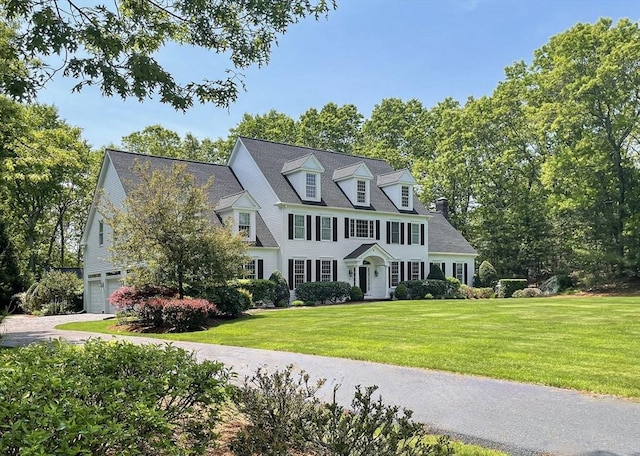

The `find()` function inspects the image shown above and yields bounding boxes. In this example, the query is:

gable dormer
[332,162,374,207]
[281,154,325,202]
[215,191,261,241]
[377,169,417,211]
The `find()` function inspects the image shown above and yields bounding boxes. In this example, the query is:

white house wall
[83,156,127,313]
[428,254,476,286]
[229,143,284,245]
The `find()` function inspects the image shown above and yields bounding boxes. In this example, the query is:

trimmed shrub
[160,298,217,332]
[474,287,495,299]
[425,279,447,298]
[349,285,364,302]
[460,284,474,299]
[445,277,462,298]
[136,299,165,327]
[109,285,176,312]
[205,285,252,317]
[427,264,446,281]
[400,280,428,300]
[294,281,351,304]
[292,300,304,307]
[0,339,230,456]
[478,261,498,288]
[497,279,528,298]
[512,287,543,298]
[472,274,482,288]
[394,283,409,300]
[237,279,275,305]
[269,270,290,306]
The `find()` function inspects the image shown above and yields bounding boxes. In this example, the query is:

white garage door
[105,278,123,314]
[88,281,104,313]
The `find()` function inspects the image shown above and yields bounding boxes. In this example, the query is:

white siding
[428,254,476,286]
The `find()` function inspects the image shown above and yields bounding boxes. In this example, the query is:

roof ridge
[238,136,390,163]
[106,148,229,168]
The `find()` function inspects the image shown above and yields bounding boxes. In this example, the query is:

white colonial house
[81,137,477,313]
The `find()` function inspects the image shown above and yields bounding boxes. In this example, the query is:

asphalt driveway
[2,314,639,456]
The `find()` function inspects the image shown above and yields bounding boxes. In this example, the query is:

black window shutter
[306,215,312,240]
[400,223,405,245]
[400,261,405,282]
[344,218,350,238]
[420,261,425,280]
[420,223,425,245]
[375,220,381,240]
[333,260,338,281]
[407,223,412,245]
[288,214,294,240]
[306,259,312,282]
[453,262,457,278]
[288,259,294,290]
[316,216,321,241]
[464,263,468,285]
[388,264,391,283]
[316,260,321,281]
[258,260,264,279]
[333,217,338,241]
[386,221,391,244]
[441,262,446,275]
[407,262,411,280]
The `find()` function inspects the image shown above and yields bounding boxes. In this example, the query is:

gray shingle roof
[344,243,378,259]
[107,149,278,248]
[376,169,409,187]
[239,137,429,215]
[428,212,477,255]
[332,162,369,181]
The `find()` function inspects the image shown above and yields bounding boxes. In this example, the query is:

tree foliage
[121,124,218,162]
[102,161,249,298]
[0,0,335,109]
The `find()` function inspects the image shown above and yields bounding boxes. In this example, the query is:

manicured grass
[59,296,640,398]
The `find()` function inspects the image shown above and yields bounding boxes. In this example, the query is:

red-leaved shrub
[109,285,176,311]
[160,298,216,332]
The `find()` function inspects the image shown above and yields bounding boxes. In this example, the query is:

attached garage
[87,279,105,313]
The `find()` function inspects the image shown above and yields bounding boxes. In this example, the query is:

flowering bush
[512,287,542,298]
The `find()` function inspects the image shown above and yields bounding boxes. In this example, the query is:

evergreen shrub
[478,261,498,288]
[427,264,446,281]
[497,279,528,298]
[349,285,364,302]
[394,283,409,300]
[268,270,290,306]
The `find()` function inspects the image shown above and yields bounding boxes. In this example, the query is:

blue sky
[36,0,639,149]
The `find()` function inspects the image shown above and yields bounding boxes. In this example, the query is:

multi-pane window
[390,221,400,244]
[411,223,420,244]
[356,180,367,204]
[306,173,317,199]
[401,186,410,207]
[239,212,251,236]
[411,261,421,280]
[294,259,306,289]
[350,219,374,239]
[390,261,400,287]
[98,220,104,246]
[455,263,464,282]
[321,216,332,241]
[321,260,332,282]
[294,214,305,240]
[243,260,256,279]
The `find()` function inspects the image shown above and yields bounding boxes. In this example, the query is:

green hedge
[0,340,230,455]
[497,279,528,298]
[236,279,276,304]
[202,285,252,317]
[294,281,351,304]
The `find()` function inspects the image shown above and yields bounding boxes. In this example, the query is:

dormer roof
[281,153,325,175]
[215,190,260,212]
[332,162,374,182]
[376,169,417,187]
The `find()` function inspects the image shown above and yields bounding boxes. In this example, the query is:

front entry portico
[344,243,396,300]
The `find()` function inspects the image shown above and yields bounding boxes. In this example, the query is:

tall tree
[121,125,217,162]
[358,98,430,169]
[0,0,335,109]
[102,162,249,298]
[0,212,24,307]
[297,103,363,154]
[530,18,640,276]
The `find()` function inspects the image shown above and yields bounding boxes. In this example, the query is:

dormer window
[238,212,251,236]
[401,186,410,208]
[306,173,317,199]
[357,180,367,204]
[281,154,324,202]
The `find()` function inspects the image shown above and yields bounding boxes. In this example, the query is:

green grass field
[58,296,640,398]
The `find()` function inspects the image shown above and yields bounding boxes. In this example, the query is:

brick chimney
[435,197,449,220]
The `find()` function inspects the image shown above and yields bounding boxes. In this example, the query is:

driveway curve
[2,314,639,456]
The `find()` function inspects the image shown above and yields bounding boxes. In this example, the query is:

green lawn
[58,296,640,398]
